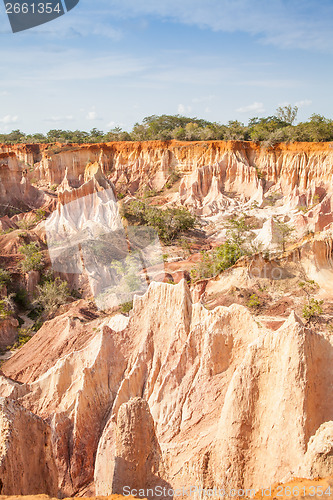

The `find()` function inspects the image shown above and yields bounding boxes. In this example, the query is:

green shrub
[17,219,32,230]
[191,241,243,280]
[34,208,46,224]
[34,277,71,314]
[247,294,261,310]
[225,215,253,247]
[165,169,181,189]
[0,227,15,235]
[12,327,33,349]
[32,319,43,332]
[121,201,196,244]
[298,279,318,297]
[297,205,308,213]
[0,299,13,319]
[14,288,29,308]
[0,268,10,287]
[18,231,28,239]
[265,193,282,206]
[302,298,323,322]
[312,194,320,205]
[19,242,44,272]
[143,188,158,199]
[120,300,133,314]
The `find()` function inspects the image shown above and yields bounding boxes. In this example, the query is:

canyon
[0,140,332,499]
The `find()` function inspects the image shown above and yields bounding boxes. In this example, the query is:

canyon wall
[0,141,333,497]
[1,140,333,210]
[0,281,332,498]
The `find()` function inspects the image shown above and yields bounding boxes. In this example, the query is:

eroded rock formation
[0,140,333,497]
[0,397,58,496]
[0,280,332,497]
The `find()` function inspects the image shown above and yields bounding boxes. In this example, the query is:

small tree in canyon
[299,279,324,323]
[273,218,295,253]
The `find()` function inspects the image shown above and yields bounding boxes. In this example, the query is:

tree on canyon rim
[276,105,298,125]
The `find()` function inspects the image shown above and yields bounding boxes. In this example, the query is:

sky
[0,0,333,134]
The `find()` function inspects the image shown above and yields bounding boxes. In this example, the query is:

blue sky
[0,0,333,133]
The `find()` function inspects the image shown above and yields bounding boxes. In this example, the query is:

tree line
[1,106,333,145]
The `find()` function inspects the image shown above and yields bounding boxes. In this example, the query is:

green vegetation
[225,215,251,247]
[276,104,298,125]
[33,208,47,224]
[299,280,324,323]
[165,169,181,189]
[247,294,261,310]
[190,214,254,281]
[0,268,11,288]
[142,187,158,199]
[19,242,44,272]
[33,277,72,315]
[297,194,320,214]
[0,298,14,319]
[298,279,318,298]
[110,255,143,295]
[12,327,33,350]
[302,299,324,322]
[273,218,295,252]
[121,200,196,244]
[14,287,29,308]
[2,107,333,145]
[190,241,244,280]
[120,300,134,314]
[17,219,32,230]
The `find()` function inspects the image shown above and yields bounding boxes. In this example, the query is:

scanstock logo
[4,0,79,33]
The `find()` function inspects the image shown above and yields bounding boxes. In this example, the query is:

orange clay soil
[1,140,332,158]
[0,496,145,500]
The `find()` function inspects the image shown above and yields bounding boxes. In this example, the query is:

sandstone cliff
[0,280,332,497]
[0,397,58,496]
[1,140,333,213]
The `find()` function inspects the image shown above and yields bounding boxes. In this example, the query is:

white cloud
[105,0,333,52]
[0,49,151,86]
[106,121,125,129]
[295,99,312,108]
[178,104,192,114]
[0,115,18,124]
[237,102,265,114]
[87,111,98,120]
[86,107,102,121]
